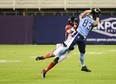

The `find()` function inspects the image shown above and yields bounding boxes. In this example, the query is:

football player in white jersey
[66,8,101,72]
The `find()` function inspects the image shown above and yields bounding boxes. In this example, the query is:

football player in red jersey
[36,16,79,78]
[36,16,78,60]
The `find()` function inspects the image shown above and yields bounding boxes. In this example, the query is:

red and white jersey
[65,24,73,39]
[65,24,78,39]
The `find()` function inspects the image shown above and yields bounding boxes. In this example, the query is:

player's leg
[78,41,91,72]
[78,41,86,66]
[41,35,76,78]
[58,50,71,62]
[41,50,71,78]
[36,44,65,61]
[36,52,55,60]
[68,37,78,51]
[41,57,59,78]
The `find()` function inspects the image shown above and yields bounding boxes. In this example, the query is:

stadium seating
[0,0,115,10]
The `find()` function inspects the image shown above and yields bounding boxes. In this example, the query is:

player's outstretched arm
[80,10,92,19]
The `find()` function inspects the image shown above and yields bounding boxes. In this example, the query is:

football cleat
[36,56,45,61]
[81,66,91,72]
[41,69,46,78]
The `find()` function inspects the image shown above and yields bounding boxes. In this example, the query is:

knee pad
[54,57,59,64]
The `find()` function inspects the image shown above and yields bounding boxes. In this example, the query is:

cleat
[81,66,91,72]
[41,70,46,78]
[36,56,45,61]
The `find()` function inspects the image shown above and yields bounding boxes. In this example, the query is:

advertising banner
[87,16,116,44]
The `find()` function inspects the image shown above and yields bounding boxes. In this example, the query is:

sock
[43,53,54,59]
[80,53,85,67]
[44,62,56,73]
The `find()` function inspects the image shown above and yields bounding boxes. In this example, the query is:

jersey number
[82,19,92,30]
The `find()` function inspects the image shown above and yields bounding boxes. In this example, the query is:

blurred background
[0,0,115,44]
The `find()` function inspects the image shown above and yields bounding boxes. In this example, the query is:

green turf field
[0,45,116,84]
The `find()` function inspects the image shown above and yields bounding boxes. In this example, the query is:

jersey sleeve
[65,25,72,32]
[65,25,72,39]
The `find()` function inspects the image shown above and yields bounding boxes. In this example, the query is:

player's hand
[67,28,75,34]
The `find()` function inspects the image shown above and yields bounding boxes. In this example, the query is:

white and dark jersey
[77,13,95,37]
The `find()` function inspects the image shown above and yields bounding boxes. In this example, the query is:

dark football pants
[69,33,86,54]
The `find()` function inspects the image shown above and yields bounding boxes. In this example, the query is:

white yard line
[108,49,116,52]
[0,60,21,63]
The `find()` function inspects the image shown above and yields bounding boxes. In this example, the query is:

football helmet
[91,8,101,16]
[68,16,78,25]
